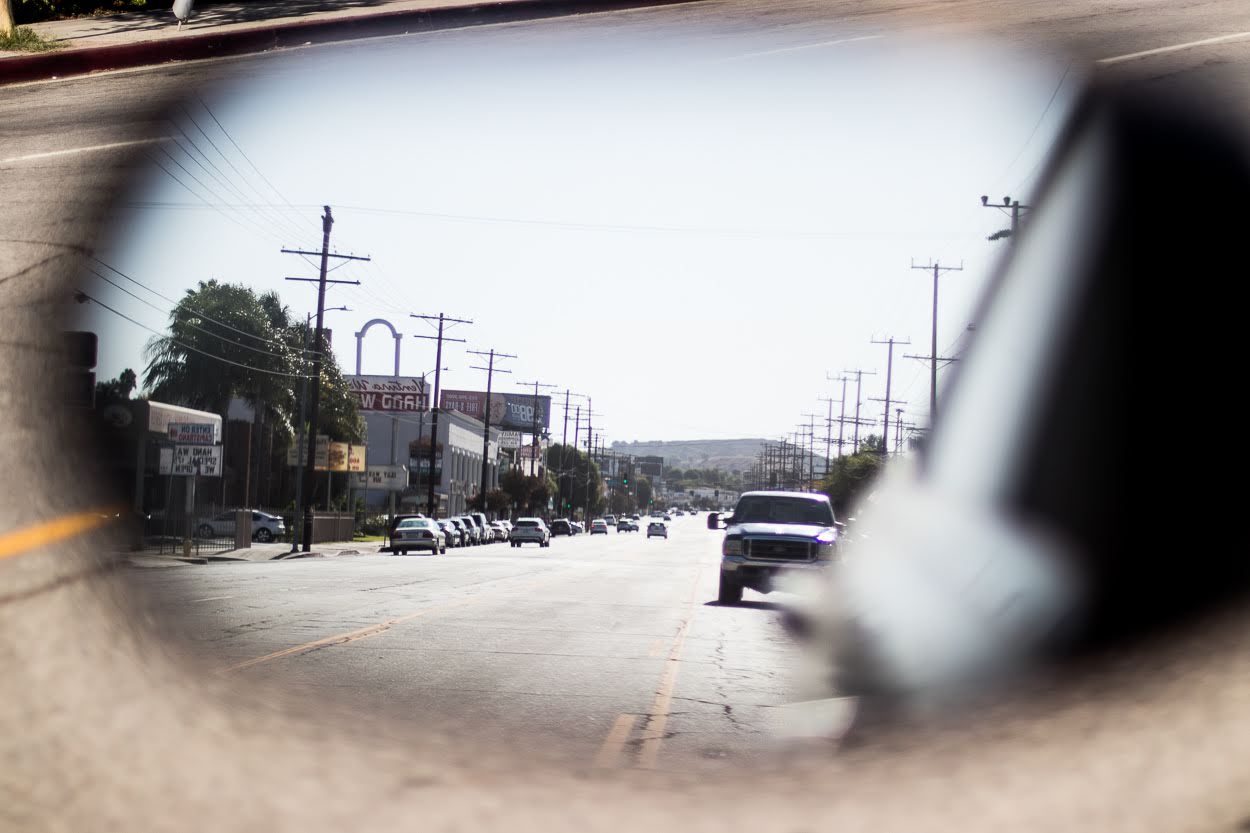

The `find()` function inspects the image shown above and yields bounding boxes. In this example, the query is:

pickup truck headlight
[816,541,836,560]
[723,537,743,557]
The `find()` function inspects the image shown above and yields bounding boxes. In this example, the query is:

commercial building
[359,406,502,517]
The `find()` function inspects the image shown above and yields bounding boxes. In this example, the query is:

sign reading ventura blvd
[345,375,428,412]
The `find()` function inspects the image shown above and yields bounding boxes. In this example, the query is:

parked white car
[195,510,285,542]
[392,518,446,555]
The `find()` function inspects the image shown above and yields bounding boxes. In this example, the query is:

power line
[75,290,311,379]
[91,258,314,355]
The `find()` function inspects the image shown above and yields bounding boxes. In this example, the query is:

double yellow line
[594,565,705,771]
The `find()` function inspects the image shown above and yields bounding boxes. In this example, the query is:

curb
[0,0,698,85]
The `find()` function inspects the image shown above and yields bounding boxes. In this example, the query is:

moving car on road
[392,518,446,555]
[510,518,551,548]
[617,519,638,532]
[709,491,839,604]
[647,521,668,539]
[590,519,609,535]
[549,519,573,536]
[437,519,460,548]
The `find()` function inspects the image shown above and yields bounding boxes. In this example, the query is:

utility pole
[842,369,876,454]
[584,398,594,520]
[981,195,1032,240]
[909,259,963,424]
[870,336,910,460]
[571,404,582,519]
[515,380,557,479]
[469,348,516,514]
[412,312,472,517]
[281,206,370,552]
[556,390,586,518]
[894,408,906,455]
[818,393,838,475]
[800,415,819,490]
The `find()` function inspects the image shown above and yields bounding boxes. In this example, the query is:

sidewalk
[123,538,380,567]
[0,0,693,84]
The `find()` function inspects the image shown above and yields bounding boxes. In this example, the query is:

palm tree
[144,280,299,506]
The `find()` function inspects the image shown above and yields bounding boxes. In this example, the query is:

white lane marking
[1098,31,1250,65]
[717,34,884,63]
[0,137,167,164]
[190,595,237,603]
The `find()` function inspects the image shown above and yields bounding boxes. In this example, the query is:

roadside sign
[350,465,408,491]
[348,444,366,472]
[172,444,222,477]
[286,435,331,470]
[499,431,520,449]
[158,446,174,475]
[168,422,215,444]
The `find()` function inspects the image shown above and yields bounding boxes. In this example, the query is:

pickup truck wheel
[718,574,743,604]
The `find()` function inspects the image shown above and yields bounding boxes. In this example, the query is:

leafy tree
[544,443,602,518]
[94,368,137,408]
[634,475,653,509]
[820,448,885,519]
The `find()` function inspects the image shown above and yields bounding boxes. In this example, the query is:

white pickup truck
[708,491,840,604]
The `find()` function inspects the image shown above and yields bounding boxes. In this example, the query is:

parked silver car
[195,510,285,542]
[509,518,550,548]
[392,518,445,555]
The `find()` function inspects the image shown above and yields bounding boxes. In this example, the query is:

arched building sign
[354,318,402,377]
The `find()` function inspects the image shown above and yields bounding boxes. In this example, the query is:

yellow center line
[591,564,706,771]
[592,714,639,770]
[0,509,121,561]
[224,572,567,673]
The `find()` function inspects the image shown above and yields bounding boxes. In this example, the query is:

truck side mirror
[706,512,720,530]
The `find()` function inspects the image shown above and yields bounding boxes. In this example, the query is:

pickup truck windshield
[732,496,835,526]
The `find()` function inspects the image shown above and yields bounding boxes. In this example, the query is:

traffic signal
[622,473,628,486]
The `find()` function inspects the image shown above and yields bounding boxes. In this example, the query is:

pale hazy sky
[76,23,1076,444]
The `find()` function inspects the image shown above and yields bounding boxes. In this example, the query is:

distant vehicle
[549,519,573,536]
[604,515,617,526]
[662,513,672,521]
[488,521,509,542]
[497,519,513,536]
[437,519,459,548]
[631,514,640,521]
[196,510,285,542]
[457,516,482,546]
[709,491,839,604]
[470,513,492,543]
[447,517,470,547]
[569,521,584,535]
[647,521,668,539]
[590,519,609,535]
[510,518,550,548]
[617,519,638,532]
[392,518,446,555]
[674,510,684,516]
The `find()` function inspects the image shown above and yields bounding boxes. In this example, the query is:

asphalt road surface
[8,3,1250,831]
[127,515,809,774]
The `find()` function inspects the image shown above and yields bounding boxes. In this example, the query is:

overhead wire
[78,291,312,380]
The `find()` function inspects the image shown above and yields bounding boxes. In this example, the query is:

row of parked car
[389,512,514,555]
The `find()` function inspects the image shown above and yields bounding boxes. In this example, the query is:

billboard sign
[440,390,551,432]
[499,431,520,449]
[328,441,350,472]
[637,455,664,477]
[345,375,429,412]
[286,435,331,470]
[350,465,408,491]
[172,444,222,477]
[348,444,366,472]
[168,422,216,445]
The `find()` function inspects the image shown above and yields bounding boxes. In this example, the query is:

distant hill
[611,438,788,474]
